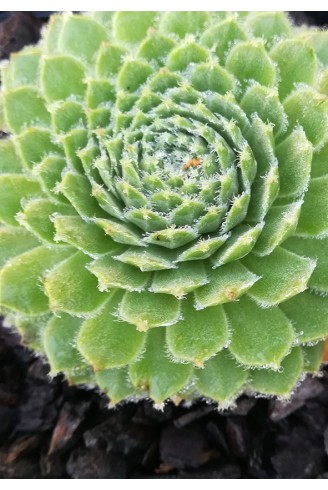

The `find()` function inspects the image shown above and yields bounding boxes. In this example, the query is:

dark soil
[1,321,328,479]
[1,11,328,479]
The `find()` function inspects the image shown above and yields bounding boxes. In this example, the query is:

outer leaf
[243,247,315,307]
[302,343,325,374]
[149,262,208,297]
[200,18,247,62]
[275,128,312,198]
[44,313,86,372]
[59,15,108,63]
[296,176,328,237]
[283,88,328,149]
[41,55,86,102]
[196,350,249,404]
[166,295,229,365]
[271,39,318,98]
[252,202,302,256]
[4,87,50,133]
[226,41,275,89]
[0,138,23,174]
[194,262,259,309]
[53,215,118,256]
[129,328,193,404]
[14,313,51,351]
[246,12,291,47]
[160,12,210,39]
[114,12,158,43]
[17,199,73,244]
[44,251,108,315]
[0,226,39,267]
[283,236,328,294]
[248,348,303,398]
[0,246,72,315]
[95,367,135,404]
[77,292,145,370]
[118,290,180,331]
[280,291,328,343]
[88,253,150,292]
[225,295,295,369]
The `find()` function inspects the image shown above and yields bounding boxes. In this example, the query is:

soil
[1,11,328,479]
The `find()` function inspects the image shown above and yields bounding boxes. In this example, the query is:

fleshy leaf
[119,290,180,331]
[6,49,41,89]
[160,12,210,39]
[283,236,328,294]
[0,246,72,315]
[283,88,328,149]
[4,87,50,134]
[17,199,73,244]
[176,235,229,263]
[34,155,67,202]
[129,328,193,404]
[96,43,127,77]
[14,313,51,351]
[88,253,150,292]
[149,262,208,297]
[241,85,286,134]
[53,215,118,256]
[196,350,249,404]
[114,246,177,272]
[309,31,328,67]
[200,18,247,62]
[44,313,86,372]
[95,367,135,404]
[167,42,208,72]
[190,63,235,95]
[252,202,302,256]
[211,224,263,267]
[296,176,328,237]
[302,343,325,374]
[311,141,328,178]
[113,12,158,43]
[246,12,291,47]
[41,55,86,102]
[44,251,108,316]
[95,217,145,247]
[248,348,303,397]
[17,128,61,168]
[225,295,295,369]
[271,39,318,98]
[0,226,39,267]
[77,292,145,370]
[244,247,315,307]
[275,128,312,198]
[280,291,328,343]
[166,295,229,365]
[59,15,108,64]
[0,138,23,174]
[118,60,154,93]
[194,262,259,309]
[226,41,275,89]
[0,174,42,227]
[57,172,106,219]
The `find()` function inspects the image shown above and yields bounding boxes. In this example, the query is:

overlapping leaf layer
[1,11,328,406]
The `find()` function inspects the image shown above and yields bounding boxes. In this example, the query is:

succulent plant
[1,11,328,407]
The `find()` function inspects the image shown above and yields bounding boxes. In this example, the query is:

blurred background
[0,11,328,60]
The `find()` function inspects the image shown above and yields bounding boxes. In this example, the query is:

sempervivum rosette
[1,11,328,406]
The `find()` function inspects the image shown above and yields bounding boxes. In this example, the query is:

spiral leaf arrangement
[1,11,328,407]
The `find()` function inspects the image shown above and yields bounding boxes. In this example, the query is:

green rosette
[1,11,328,407]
